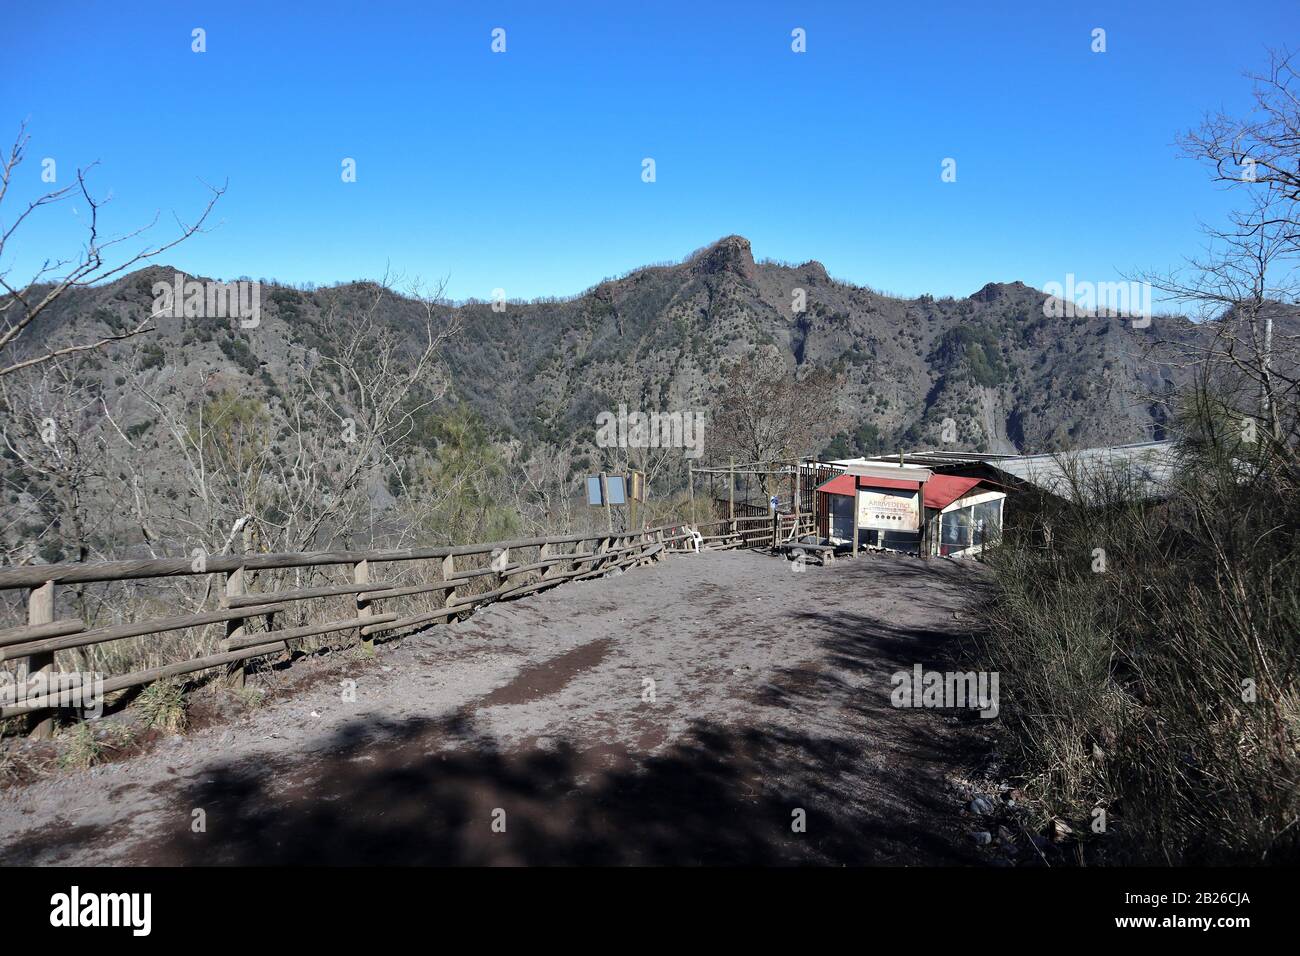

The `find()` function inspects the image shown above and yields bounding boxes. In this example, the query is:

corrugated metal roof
[988,441,1175,501]
[863,441,1177,503]
[843,463,933,482]
[863,450,1018,467]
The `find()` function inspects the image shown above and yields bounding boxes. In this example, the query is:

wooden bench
[703,533,744,551]
[777,541,836,565]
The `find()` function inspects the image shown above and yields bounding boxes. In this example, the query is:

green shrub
[136,680,189,734]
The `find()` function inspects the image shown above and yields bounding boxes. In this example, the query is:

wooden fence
[700,457,838,550]
[0,523,704,733]
[695,512,817,550]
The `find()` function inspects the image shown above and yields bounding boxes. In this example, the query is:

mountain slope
[11,235,1219,466]
[438,235,1198,455]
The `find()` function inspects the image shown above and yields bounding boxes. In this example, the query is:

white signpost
[856,489,920,532]
[843,464,933,557]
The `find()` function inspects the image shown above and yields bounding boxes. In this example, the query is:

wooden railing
[0,523,702,731]
[692,513,817,550]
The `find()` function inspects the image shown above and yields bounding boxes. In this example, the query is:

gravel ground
[0,549,994,865]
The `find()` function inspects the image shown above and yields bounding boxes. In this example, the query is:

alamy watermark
[0,668,104,719]
[50,886,151,936]
[891,663,999,718]
[595,404,705,458]
[152,273,261,328]
[1042,274,1151,329]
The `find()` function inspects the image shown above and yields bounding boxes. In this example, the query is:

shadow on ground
[0,555,991,866]
[144,597,982,865]
[107,707,978,866]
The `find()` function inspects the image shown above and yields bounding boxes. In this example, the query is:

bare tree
[284,276,458,551]
[709,346,844,493]
[1181,49,1300,252]
[132,276,459,563]
[0,122,223,378]
[510,442,578,536]
[1137,198,1299,441]
[1135,50,1300,456]
[0,361,117,566]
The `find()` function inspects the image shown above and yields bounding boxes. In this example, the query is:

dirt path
[0,550,993,865]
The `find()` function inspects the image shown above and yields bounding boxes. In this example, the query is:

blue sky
[1,1,1293,303]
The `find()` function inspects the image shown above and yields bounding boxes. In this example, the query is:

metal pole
[601,473,613,533]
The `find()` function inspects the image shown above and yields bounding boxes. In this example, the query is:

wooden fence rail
[0,522,706,732]
[688,513,817,551]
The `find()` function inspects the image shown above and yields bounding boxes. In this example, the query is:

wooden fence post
[24,581,56,739]
[441,554,458,619]
[223,567,246,688]
[354,559,373,652]
[794,459,801,525]
[729,458,735,522]
[495,547,510,590]
[601,474,613,533]
[917,480,928,561]
[688,465,695,524]
[852,479,860,557]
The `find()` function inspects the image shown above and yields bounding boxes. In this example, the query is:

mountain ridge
[14,235,1232,465]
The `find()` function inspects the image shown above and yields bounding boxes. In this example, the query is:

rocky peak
[691,235,756,280]
[969,280,1031,303]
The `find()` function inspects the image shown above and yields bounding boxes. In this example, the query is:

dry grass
[57,722,106,770]
[227,684,266,711]
[134,679,189,734]
[973,402,1300,864]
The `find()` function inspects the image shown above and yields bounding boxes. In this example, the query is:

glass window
[882,530,920,552]
[830,495,854,539]
[972,499,1002,546]
[941,509,971,548]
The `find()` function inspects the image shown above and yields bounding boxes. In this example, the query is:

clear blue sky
[1,1,1293,303]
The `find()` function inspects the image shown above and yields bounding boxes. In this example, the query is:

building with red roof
[814,464,1005,558]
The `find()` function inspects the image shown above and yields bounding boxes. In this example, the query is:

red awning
[815,474,856,496]
[923,475,985,510]
[816,474,922,495]
[816,472,993,510]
